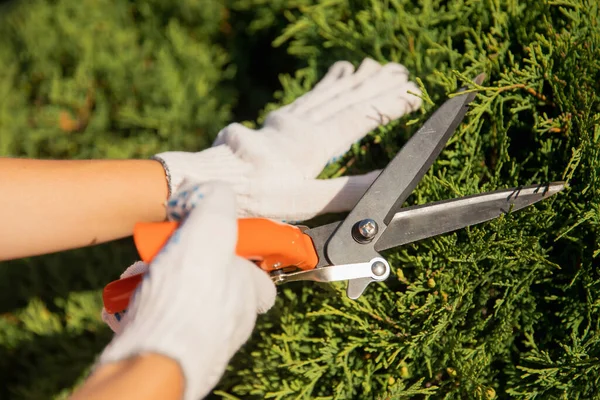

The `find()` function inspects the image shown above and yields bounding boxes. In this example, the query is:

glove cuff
[153,145,251,199]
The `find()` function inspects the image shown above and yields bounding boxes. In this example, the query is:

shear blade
[325,78,482,266]
[375,182,565,251]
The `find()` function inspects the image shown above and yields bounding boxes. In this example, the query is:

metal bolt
[352,219,379,243]
[358,219,379,239]
[371,261,387,276]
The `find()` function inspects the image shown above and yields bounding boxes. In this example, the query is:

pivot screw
[352,219,379,243]
[371,261,387,277]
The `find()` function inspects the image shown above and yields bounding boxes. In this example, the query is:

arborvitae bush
[216,1,600,399]
[0,0,235,159]
[1,0,599,399]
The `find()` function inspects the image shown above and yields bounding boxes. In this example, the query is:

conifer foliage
[219,1,600,398]
[0,0,234,159]
[0,0,599,399]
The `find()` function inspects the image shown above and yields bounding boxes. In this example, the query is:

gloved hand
[153,58,422,222]
[97,181,276,400]
[102,58,422,333]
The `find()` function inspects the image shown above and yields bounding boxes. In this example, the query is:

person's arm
[0,158,168,261]
[70,354,183,400]
[86,182,275,400]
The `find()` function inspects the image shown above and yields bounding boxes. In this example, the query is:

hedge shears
[102,74,564,314]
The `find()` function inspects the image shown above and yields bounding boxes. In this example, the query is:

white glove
[102,58,422,333]
[153,58,422,222]
[97,181,276,400]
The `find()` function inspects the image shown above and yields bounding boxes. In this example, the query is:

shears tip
[548,181,567,194]
[474,73,487,85]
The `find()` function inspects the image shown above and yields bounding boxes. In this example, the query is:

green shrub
[0,0,234,159]
[215,1,600,399]
[0,0,599,399]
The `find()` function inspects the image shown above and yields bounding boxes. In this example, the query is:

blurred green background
[1,0,599,399]
[0,0,298,397]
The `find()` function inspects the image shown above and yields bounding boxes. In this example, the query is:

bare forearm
[71,354,184,400]
[0,158,168,260]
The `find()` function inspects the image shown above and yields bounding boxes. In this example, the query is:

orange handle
[102,218,318,313]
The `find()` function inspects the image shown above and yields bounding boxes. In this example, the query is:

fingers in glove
[320,80,422,159]
[212,59,361,147]
[101,307,129,334]
[311,60,355,91]
[304,62,411,122]
[287,58,383,115]
[212,120,257,147]
[279,60,356,114]
[119,260,149,278]
[236,256,276,314]
[312,170,382,215]
[212,131,227,147]
[247,170,381,222]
